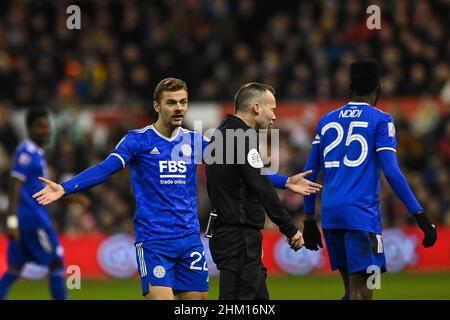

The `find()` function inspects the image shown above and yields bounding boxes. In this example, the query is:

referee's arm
[240,156,298,240]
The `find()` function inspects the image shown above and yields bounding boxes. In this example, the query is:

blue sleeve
[110,132,138,167]
[61,154,123,195]
[267,173,288,189]
[201,134,210,163]
[375,114,397,152]
[303,139,322,215]
[378,150,423,215]
[11,150,34,182]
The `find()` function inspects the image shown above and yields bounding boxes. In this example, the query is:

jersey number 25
[321,121,369,168]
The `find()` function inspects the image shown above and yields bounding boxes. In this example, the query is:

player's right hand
[302,219,323,251]
[32,177,65,206]
[288,230,304,251]
[414,212,437,248]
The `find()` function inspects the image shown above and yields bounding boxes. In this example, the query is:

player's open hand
[288,230,304,251]
[286,170,322,196]
[32,177,65,206]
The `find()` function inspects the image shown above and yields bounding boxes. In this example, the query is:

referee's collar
[226,114,251,129]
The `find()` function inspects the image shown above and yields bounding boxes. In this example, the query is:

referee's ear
[252,103,261,115]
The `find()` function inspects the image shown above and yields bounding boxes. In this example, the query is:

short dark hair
[349,60,380,96]
[26,107,49,129]
[234,82,275,112]
[154,77,188,102]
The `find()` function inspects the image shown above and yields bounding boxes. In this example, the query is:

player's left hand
[414,212,437,248]
[286,170,322,196]
[32,177,65,206]
[302,219,323,251]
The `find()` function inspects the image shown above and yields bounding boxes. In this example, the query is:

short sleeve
[11,151,34,182]
[110,132,138,167]
[375,114,397,153]
[202,135,210,152]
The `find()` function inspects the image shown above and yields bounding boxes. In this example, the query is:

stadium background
[0,0,449,299]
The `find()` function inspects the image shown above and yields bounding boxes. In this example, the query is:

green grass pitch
[5,273,450,300]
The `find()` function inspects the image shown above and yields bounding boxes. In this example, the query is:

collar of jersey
[227,114,251,129]
[348,101,371,106]
[24,139,45,155]
[150,125,181,142]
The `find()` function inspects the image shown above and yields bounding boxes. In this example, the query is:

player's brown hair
[153,78,188,102]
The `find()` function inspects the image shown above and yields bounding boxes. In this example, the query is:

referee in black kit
[205,83,322,300]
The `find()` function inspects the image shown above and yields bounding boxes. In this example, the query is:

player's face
[255,91,276,130]
[30,117,51,146]
[154,90,188,128]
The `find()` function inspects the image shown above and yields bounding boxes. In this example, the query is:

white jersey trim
[110,153,126,168]
[348,102,371,106]
[11,171,27,182]
[376,147,396,153]
[150,125,181,142]
[134,125,152,133]
[324,161,340,168]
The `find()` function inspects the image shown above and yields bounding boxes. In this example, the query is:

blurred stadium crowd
[0,0,449,104]
[0,0,449,234]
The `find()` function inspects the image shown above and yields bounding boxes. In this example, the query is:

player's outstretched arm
[33,154,123,206]
[301,139,324,250]
[33,177,65,205]
[378,150,437,247]
[265,171,322,194]
[285,170,322,196]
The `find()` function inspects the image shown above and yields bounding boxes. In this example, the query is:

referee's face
[255,90,277,130]
[155,89,188,128]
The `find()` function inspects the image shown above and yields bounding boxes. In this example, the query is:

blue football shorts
[8,224,64,268]
[323,229,387,275]
[134,233,209,296]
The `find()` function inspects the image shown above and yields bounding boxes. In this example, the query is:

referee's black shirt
[205,114,297,239]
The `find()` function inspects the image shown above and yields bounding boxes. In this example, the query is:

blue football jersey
[306,102,397,234]
[10,140,52,230]
[111,125,209,243]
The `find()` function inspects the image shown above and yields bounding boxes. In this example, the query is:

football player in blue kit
[0,108,67,300]
[301,61,437,300]
[33,78,319,300]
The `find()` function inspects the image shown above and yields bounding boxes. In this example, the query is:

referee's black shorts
[209,224,269,300]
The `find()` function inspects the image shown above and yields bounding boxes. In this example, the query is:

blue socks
[0,271,20,300]
[49,269,67,300]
